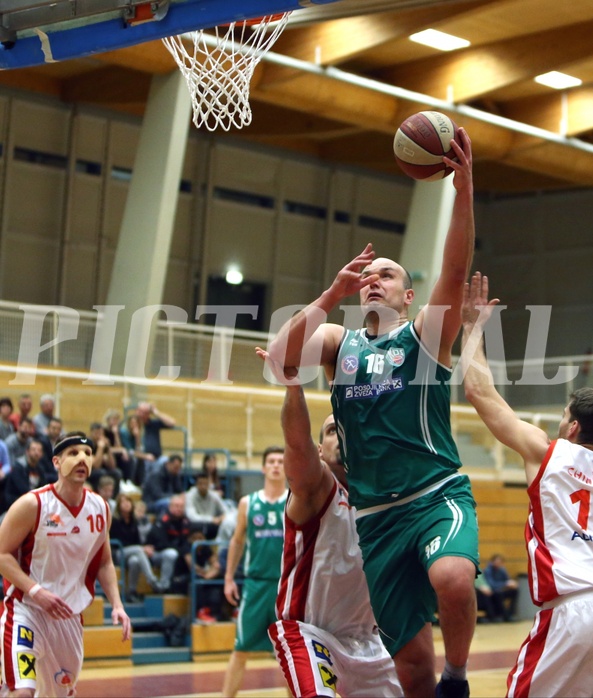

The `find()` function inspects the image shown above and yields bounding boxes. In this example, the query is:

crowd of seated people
[0,394,238,620]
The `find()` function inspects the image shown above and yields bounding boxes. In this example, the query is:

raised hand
[328,243,379,301]
[462,272,500,330]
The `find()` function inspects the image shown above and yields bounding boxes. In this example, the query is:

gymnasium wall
[0,88,592,370]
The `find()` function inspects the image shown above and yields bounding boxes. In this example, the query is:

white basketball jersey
[276,476,377,640]
[4,485,109,614]
[527,438,593,603]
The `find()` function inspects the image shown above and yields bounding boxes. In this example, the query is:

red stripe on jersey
[507,608,552,698]
[270,620,319,698]
[276,481,336,622]
[2,596,17,690]
[526,441,558,602]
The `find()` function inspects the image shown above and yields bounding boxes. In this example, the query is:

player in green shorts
[269,127,477,698]
[222,446,287,697]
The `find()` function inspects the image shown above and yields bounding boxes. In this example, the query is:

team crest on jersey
[386,347,405,367]
[253,514,265,527]
[17,625,34,649]
[71,526,80,534]
[341,355,359,375]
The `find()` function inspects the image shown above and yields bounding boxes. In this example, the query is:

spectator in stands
[103,408,135,486]
[8,393,33,432]
[88,422,122,495]
[97,474,117,513]
[4,417,35,466]
[0,398,14,441]
[142,453,185,515]
[0,440,11,510]
[483,554,518,622]
[3,438,53,511]
[134,499,152,545]
[186,527,223,623]
[185,470,226,539]
[39,416,64,464]
[475,575,496,623]
[120,413,152,486]
[111,493,163,603]
[32,393,56,435]
[146,494,191,593]
[202,451,225,496]
[135,402,176,477]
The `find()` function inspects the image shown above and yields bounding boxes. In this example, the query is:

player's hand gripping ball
[393,111,461,181]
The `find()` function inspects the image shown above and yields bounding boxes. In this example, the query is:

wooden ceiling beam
[503,87,593,137]
[275,0,493,66]
[92,41,176,74]
[61,67,151,104]
[379,20,593,103]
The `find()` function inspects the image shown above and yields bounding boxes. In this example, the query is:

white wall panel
[213,143,281,193]
[282,160,329,206]
[208,202,275,281]
[5,164,64,238]
[11,99,70,154]
[74,113,107,164]
[276,215,325,280]
[2,238,58,302]
[109,120,140,170]
[69,174,102,244]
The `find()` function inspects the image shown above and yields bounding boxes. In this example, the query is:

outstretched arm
[267,244,379,379]
[256,349,333,525]
[461,272,549,484]
[417,128,475,364]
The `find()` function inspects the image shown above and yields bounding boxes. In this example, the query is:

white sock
[442,660,467,681]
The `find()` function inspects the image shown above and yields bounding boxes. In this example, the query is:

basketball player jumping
[0,431,130,697]
[268,126,476,697]
[462,272,593,698]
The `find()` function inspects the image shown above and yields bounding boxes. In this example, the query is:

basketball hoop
[163,12,291,132]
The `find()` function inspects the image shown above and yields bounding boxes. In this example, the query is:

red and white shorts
[1,597,83,697]
[507,589,593,698]
[269,619,402,698]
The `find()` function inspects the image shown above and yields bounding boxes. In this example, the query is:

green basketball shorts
[355,474,479,656]
[234,577,278,652]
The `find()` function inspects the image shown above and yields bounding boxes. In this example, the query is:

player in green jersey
[268,128,476,698]
[221,446,287,698]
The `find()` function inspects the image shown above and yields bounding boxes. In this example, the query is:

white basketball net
[163,13,291,132]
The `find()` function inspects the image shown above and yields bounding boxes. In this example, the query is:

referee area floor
[76,620,531,697]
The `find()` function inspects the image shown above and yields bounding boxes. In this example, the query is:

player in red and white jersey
[0,431,130,697]
[462,272,593,697]
[257,349,401,698]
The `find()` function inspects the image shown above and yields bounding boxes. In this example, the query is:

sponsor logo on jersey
[253,514,265,527]
[344,378,404,400]
[568,467,593,486]
[318,663,338,690]
[54,669,73,686]
[18,652,36,679]
[45,514,65,528]
[571,531,593,542]
[312,640,332,665]
[386,347,405,367]
[71,526,80,534]
[17,625,34,649]
[341,355,359,375]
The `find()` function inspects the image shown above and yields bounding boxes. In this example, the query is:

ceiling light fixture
[534,71,582,90]
[409,29,470,52]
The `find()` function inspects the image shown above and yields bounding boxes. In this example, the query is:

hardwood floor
[76,619,533,697]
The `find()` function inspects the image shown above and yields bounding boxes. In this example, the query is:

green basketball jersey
[330,321,462,511]
[244,489,287,580]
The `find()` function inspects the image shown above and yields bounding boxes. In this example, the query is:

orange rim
[221,13,287,28]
